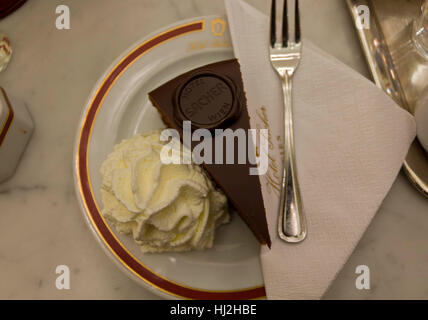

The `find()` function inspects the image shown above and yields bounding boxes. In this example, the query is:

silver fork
[270,0,307,243]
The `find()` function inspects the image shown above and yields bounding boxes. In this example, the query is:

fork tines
[270,0,301,48]
[295,0,301,43]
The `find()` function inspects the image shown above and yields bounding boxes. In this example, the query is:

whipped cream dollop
[0,35,12,72]
[100,130,230,253]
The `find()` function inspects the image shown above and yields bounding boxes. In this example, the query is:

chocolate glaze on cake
[149,59,271,247]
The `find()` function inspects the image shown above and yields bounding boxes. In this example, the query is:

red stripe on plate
[0,88,15,148]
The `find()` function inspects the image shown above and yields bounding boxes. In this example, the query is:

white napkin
[225,0,416,300]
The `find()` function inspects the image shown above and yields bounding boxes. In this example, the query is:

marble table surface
[0,0,427,299]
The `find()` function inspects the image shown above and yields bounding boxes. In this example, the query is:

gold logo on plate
[211,18,227,37]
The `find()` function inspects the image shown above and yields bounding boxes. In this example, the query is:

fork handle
[278,74,307,243]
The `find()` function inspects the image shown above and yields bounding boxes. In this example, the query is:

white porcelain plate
[73,16,265,300]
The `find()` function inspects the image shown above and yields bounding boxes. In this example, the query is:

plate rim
[73,15,266,300]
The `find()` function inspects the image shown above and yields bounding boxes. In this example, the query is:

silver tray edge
[346,0,428,198]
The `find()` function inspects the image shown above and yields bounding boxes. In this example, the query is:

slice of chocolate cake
[149,59,271,247]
